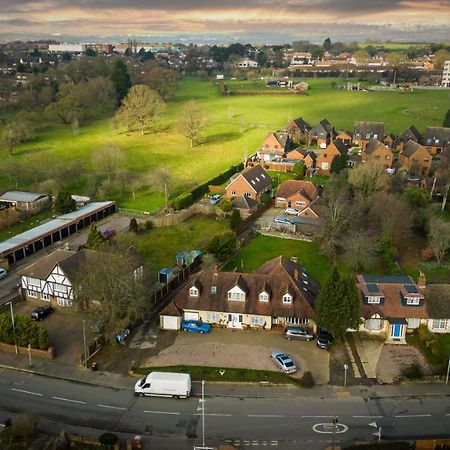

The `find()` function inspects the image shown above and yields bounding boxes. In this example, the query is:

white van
[134,372,191,399]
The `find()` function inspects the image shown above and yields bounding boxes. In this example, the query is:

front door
[390,324,404,339]
[228,313,243,329]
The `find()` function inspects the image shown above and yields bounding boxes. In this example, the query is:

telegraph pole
[8,301,18,355]
[82,320,88,368]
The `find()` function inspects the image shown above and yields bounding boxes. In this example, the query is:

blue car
[181,320,212,334]
[210,195,221,205]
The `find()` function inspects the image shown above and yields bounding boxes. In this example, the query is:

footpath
[0,351,449,399]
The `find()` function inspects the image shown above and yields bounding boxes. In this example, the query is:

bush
[219,198,233,212]
[99,432,119,447]
[129,218,138,233]
[230,209,241,232]
[400,363,424,380]
[144,220,154,230]
[298,371,315,388]
[38,327,49,350]
[206,232,236,263]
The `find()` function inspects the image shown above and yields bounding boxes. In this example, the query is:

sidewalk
[0,351,449,399]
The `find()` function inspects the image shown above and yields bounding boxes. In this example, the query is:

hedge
[172,192,194,210]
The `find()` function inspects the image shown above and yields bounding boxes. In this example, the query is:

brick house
[285,148,317,169]
[275,180,319,209]
[308,118,334,148]
[353,122,385,150]
[384,134,397,149]
[316,138,348,175]
[257,131,291,162]
[225,165,272,201]
[160,256,319,330]
[362,139,393,168]
[286,117,311,144]
[420,280,450,334]
[423,127,450,155]
[396,125,422,152]
[335,131,353,146]
[397,140,432,175]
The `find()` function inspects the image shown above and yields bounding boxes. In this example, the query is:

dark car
[31,306,54,321]
[284,326,314,341]
[317,328,333,349]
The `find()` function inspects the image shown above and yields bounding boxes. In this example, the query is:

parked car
[284,326,314,341]
[116,328,130,344]
[274,216,293,225]
[181,320,212,334]
[284,208,299,215]
[317,328,333,349]
[210,194,221,205]
[101,228,117,240]
[270,351,298,374]
[0,268,7,280]
[31,306,54,321]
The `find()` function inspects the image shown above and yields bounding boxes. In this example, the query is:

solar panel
[404,285,418,294]
[366,283,379,293]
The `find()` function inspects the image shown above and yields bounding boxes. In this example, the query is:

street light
[344,363,349,387]
[193,380,214,450]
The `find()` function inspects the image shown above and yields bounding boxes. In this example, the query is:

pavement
[0,350,449,400]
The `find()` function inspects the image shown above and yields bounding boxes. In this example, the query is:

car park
[270,351,298,374]
[0,268,7,280]
[317,328,333,349]
[181,320,212,334]
[284,326,314,341]
[31,306,54,321]
[274,216,293,225]
[210,194,221,205]
[284,208,299,215]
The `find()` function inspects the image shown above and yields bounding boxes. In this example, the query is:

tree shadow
[206,131,241,144]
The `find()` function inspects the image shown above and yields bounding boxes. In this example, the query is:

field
[0,78,447,212]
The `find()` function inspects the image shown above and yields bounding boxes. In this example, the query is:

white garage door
[162,316,179,330]
[184,312,199,321]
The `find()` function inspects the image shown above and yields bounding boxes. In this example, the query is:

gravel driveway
[143,328,330,384]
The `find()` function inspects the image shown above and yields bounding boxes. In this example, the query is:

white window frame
[54,283,67,294]
[283,293,292,304]
[407,318,420,329]
[259,292,269,302]
[28,290,37,298]
[57,297,72,307]
[189,287,199,297]
[432,319,447,330]
[365,318,384,330]
[250,316,265,325]
[228,291,246,301]
[206,312,220,322]
[406,297,420,305]
[41,292,50,301]
[210,285,217,294]
[28,277,41,287]
[285,317,309,325]
[367,296,381,304]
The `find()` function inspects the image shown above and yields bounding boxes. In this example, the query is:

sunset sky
[1,0,450,42]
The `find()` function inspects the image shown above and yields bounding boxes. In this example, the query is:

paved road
[0,368,449,449]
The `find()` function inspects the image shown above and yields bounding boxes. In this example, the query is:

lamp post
[82,320,88,368]
[331,416,338,450]
[344,363,349,387]
[193,380,214,450]
[446,356,450,385]
[8,301,18,355]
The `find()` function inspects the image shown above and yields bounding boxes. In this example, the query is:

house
[336,131,353,146]
[0,191,51,214]
[397,140,432,175]
[384,134,397,149]
[396,125,422,152]
[236,58,258,69]
[20,248,144,307]
[357,274,428,343]
[308,119,334,148]
[287,117,311,144]
[362,139,393,168]
[275,180,319,209]
[353,122,385,149]
[225,165,272,202]
[232,195,258,218]
[423,127,450,155]
[257,131,291,162]
[420,282,450,333]
[442,60,450,88]
[316,138,348,175]
[160,256,319,331]
[285,148,317,169]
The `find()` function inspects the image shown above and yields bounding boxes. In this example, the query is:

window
[259,292,269,302]
[255,177,260,182]
[41,293,50,301]
[285,317,309,325]
[365,318,383,330]
[28,277,40,287]
[367,296,381,304]
[251,316,265,325]
[283,293,292,304]
[54,283,67,294]
[28,290,37,298]
[406,297,420,305]
[231,190,236,196]
[407,318,420,329]
[261,174,266,179]
[373,134,378,139]
[432,319,447,330]
[210,286,217,294]
[424,158,429,162]
[228,291,246,301]
[251,180,256,185]
[189,287,198,297]
[57,297,72,307]
[385,155,390,160]
[324,154,328,158]
[206,312,220,322]
[295,201,306,207]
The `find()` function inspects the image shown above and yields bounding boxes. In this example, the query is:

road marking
[53,396,86,405]
[144,410,180,415]
[193,413,232,417]
[313,423,349,434]
[248,414,285,418]
[97,404,126,410]
[353,415,383,418]
[394,414,431,418]
[302,415,334,418]
[446,414,450,416]
[11,388,42,396]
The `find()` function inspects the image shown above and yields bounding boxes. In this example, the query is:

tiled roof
[331,138,348,155]
[421,284,450,319]
[20,249,75,279]
[354,121,384,139]
[423,127,450,146]
[0,191,48,203]
[399,125,422,143]
[232,195,258,210]
[276,180,319,201]
[238,165,272,192]
[402,140,428,158]
[365,139,385,155]
[290,117,311,133]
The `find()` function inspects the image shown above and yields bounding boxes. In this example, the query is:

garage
[184,311,199,321]
[161,315,180,330]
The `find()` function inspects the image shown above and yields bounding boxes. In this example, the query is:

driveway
[142,328,330,384]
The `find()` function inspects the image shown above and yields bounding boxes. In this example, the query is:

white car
[284,208,299,215]
[0,268,7,280]
[270,351,298,374]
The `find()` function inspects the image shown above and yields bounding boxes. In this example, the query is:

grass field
[0,78,447,212]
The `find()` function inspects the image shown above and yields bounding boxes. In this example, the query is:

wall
[0,342,54,359]
[148,203,217,227]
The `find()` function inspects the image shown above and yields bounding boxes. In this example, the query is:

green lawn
[0,210,54,242]
[135,216,229,273]
[0,78,446,213]
[224,234,346,285]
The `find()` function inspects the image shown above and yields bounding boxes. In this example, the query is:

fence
[0,342,54,359]
[118,207,160,217]
[148,203,217,228]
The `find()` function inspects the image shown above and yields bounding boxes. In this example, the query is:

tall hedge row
[0,313,49,349]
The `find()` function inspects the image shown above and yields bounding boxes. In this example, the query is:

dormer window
[406,297,420,305]
[283,293,293,304]
[189,286,199,297]
[259,292,269,302]
[228,285,246,301]
[367,296,381,304]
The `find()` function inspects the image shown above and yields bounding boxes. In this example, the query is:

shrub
[298,371,315,388]
[99,432,119,447]
[206,232,236,263]
[172,192,194,210]
[219,198,233,212]
[400,363,423,380]
[38,327,49,350]
[230,209,241,232]
[129,218,138,233]
[144,220,154,230]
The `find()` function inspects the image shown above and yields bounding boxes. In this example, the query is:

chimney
[418,271,426,289]
[294,269,299,281]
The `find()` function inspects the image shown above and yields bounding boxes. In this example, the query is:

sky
[1,0,450,43]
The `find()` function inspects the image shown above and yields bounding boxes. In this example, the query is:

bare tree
[147,167,174,209]
[348,159,388,199]
[428,217,450,266]
[0,208,20,231]
[1,120,32,156]
[179,100,207,147]
[92,142,126,182]
[342,229,379,271]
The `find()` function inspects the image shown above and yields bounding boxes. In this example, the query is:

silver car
[270,351,298,374]
[284,326,314,341]
[0,268,7,280]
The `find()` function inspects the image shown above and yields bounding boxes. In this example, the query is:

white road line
[446,414,450,416]
[353,415,383,418]
[193,413,232,417]
[302,415,334,418]
[52,396,87,405]
[97,404,126,411]
[144,410,180,415]
[248,414,285,418]
[394,414,431,418]
[11,388,42,396]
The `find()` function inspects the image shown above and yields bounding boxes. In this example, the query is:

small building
[396,125,422,152]
[275,180,319,210]
[0,191,51,214]
[232,195,258,218]
[362,139,393,168]
[335,131,353,146]
[397,140,432,175]
[309,119,334,148]
[159,268,174,284]
[235,58,258,69]
[225,166,272,202]
[286,117,311,144]
[353,122,385,150]
[257,131,291,162]
[316,138,348,175]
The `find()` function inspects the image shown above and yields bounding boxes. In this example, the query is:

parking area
[142,328,330,384]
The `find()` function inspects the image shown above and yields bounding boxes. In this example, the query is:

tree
[230,209,241,232]
[53,187,76,214]
[117,85,164,134]
[428,217,450,266]
[142,64,179,100]
[330,154,348,174]
[433,49,450,70]
[293,162,305,178]
[85,48,97,57]
[348,159,388,199]
[353,49,369,65]
[206,232,236,263]
[322,38,332,51]
[147,167,174,209]
[85,223,104,250]
[0,208,20,231]
[315,268,359,340]
[179,100,207,147]
[110,59,131,102]
[444,108,450,128]
[92,143,126,182]
[342,229,379,271]
[1,120,32,156]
